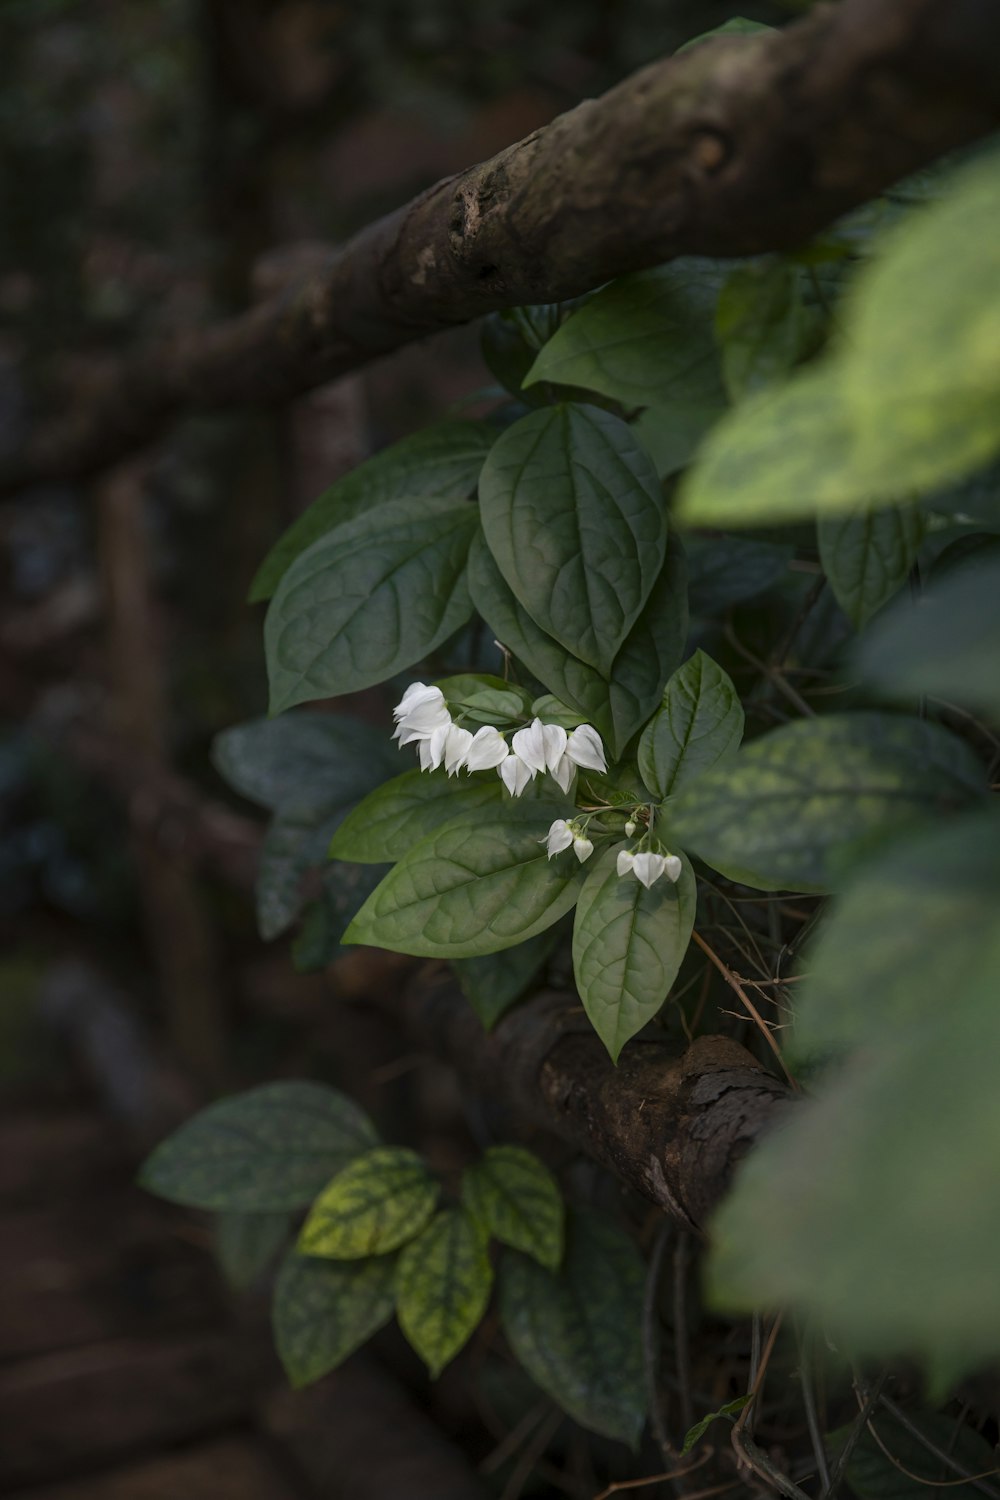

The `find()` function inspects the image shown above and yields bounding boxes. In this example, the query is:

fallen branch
[3,0,999,496]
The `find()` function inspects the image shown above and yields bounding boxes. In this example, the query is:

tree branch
[4,0,999,497]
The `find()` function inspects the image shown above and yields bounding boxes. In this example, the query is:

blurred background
[0,4,790,1497]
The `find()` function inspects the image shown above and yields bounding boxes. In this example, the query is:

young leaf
[462,1146,564,1269]
[499,1210,646,1447]
[817,504,925,629]
[668,712,985,893]
[572,847,697,1061]
[395,1208,493,1377]
[299,1146,439,1259]
[715,258,809,401]
[451,927,559,1030]
[637,651,744,800]
[140,1082,380,1211]
[343,803,585,959]
[250,419,494,602]
[681,1397,752,1456]
[212,712,397,814]
[330,769,504,864]
[215,1211,291,1291]
[478,403,666,674]
[265,495,479,713]
[273,1250,397,1388]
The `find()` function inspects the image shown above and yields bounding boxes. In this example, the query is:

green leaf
[343,803,585,959]
[681,1397,752,1455]
[215,1211,291,1291]
[452,927,559,1029]
[265,495,479,713]
[572,846,697,1061]
[299,1146,439,1259]
[638,651,744,799]
[715,258,809,401]
[668,712,985,893]
[478,403,667,674]
[859,552,1000,715]
[826,1411,999,1500]
[499,1210,646,1447]
[395,1208,494,1376]
[256,805,342,941]
[250,420,494,602]
[676,17,773,51]
[330,768,505,864]
[272,1250,397,1387]
[292,860,390,972]
[434,673,532,725]
[685,533,792,614]
[818,504,925,629]
[462,1146,564,1269]
[140,1082,380,1211]
[212,712,397,814]
[630,395,725,479]
[524,261,727,412]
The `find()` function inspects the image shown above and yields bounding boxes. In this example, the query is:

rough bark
[397,967,796,1233]
[4,0,999,496]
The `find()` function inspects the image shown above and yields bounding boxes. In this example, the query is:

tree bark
[3,0,999,497]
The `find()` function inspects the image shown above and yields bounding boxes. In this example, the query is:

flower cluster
[393,683,607,797]
[545,819,681,887]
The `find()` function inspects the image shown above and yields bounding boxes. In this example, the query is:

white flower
[464,725,509,771]
[620,850,683,887]
[393,682,443,719]
[417,721,451,771]
[616,848,635,877]
[510,718,548,776]
[392,683,451,745]
[624,818,637,838]
[500,753,534,797]
[545,819,574,858]
[663,854,682,883]
[443,723,473,775]
[565,724,607,774]
[572,834,594,863]
[540,723,577,794]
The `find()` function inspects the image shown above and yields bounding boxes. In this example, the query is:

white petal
[417,737,435,771]
[616,848,635,877]
[444,724,474,775]
[572,835,594,863]
[398,699,452,735]
[465,725,509,771]
[663,854,683,883]
[566,724,607,774]
[540,722,568,773]
[545,819,574,858]
[631,851,667,888]
[550,752,576,795]
[421,721,450,772]
[511,717,548,775]
[500,754,533,797]
[393,682,442,719]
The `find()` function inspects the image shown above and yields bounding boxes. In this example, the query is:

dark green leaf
[481,306,562,400]
[250,420,494,602]
[499,1210,646,1447]
[212,712,397,814]
[273,1250,397,1387]
[396,1208,494,1376]
[215,1211,291,1291]
[292,861,390,972]
[478,403,666,674]
[299,1146,439,1259]
[266,496,479,712]
[668,712,985,893]
[330,769,505,864]
[827,1412,998,1500]
[685,533,792,615]
[681,1397,752,1455]
[344,803,585,959]
[631,395,726,478]
[572,847,697,1060]
[256,805,341,941]
[451,927,559,1029]
[140,1082,380,1211]
[818,504,925,629]
[638,651,744,799]
[715,258,809,401]
[462,1146,564,1269]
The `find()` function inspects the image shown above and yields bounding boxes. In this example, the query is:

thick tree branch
[3,0,999,497]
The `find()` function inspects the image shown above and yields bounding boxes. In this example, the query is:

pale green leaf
[396,1208,493,1376]
[265,495,479,713]
[818,504,925,629]
[668,712,985,893]
[250,420,494,601]
[478,403,666,674]
[330,769,504,864]
[344,803,585,959]
[299,1146,439,1259]
[638,651,744,799]
[140,1082,379,1211]
[462,1146,564,1269]
[572,846,697,1061]
[273,1250,397,1387]
[451,927,560,1029]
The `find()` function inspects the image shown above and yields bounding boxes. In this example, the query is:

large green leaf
[462,1146,564,1270]
[572,846,697,1060]
[250,420,494,602]
[499,1210,646,1447]
[859,552,1000,715]
[478,404,666,674]
[329,768,504,864]
[451,926,559,1029]
[266,495,479,712]
[140,1082,379,1211]
[212,712,396,813]
[273,1250,397,1387]
[395,1208,494,1376]
[637,650,744,799]
[827,1411,998,1500]
[817,504,925,629]
[685,533,792,614]
[523,260,727,411]
[668,712,985,893]
[715,258,809,401]
[344,803,585,959]
[256,805,342,941]
[299,1146,440,1258]
[291,859,390,972]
